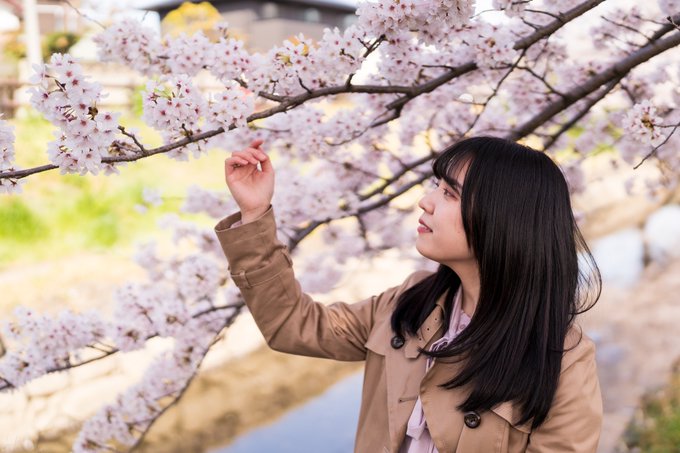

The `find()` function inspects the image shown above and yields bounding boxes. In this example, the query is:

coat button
[464,411,481,428]
[391,335,405,349]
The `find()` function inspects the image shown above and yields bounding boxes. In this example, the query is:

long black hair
[391,136,601,429]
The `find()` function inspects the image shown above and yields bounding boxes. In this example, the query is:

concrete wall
[157,0,357,52]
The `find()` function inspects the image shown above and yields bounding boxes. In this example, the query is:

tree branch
[634,120,680,169]
[508,29,680,141]
[542,75,624,151]
[0,304,243,392]
[0,0,606,182]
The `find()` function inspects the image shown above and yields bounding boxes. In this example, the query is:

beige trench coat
[214,207,603,453]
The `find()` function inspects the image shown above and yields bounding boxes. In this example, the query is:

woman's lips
[418,219,432,233]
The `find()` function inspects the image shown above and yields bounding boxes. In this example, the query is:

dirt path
[580,258,680,452]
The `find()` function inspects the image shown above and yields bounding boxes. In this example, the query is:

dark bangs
[432,144,476,187]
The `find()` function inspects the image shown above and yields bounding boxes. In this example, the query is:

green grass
[0,110,231,269]
[624,361,680,453]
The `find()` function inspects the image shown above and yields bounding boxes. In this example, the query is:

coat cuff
[214,206,292,288]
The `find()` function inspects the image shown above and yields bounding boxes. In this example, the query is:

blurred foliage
[0,199,44,241]
[130,84,146,117]
[43,31,81,60]
[0,110,228,269]
[162,2,222,40]
[2,30,26,61]
[2,30,81,62]
[624,360,680,453]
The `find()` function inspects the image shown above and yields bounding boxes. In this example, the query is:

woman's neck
[453,262,480,317]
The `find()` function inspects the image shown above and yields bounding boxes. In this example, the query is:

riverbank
[27,344,362,453]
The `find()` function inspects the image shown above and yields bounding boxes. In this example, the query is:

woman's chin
[415,241,432,260]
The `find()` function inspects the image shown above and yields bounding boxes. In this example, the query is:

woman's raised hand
[224,139,274,224]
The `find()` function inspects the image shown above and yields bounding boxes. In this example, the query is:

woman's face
[415,169,475,268]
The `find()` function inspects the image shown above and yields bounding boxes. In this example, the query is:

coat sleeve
[526,334,603,452]
[214,206,426,361]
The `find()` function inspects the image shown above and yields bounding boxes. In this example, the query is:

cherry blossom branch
[508,29,680,141]
[463,52,527,134]
[542,76,624,151]
[127,361,204,452]
[514,0,607,49]
[517,65,566,98]
[287,171,432,249]
[360,1,606,125]
[358,154,434,202]
[126,307,244,452]
[63,0,106,30]
[290,30,680,249]
[117,126,148,154]
[0,304,243,392]
[633,121,680,169]
[600,15,650,41]
[0,0,606,183]
[361,53,523,203]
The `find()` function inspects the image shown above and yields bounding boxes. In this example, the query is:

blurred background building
[0,0,84,35]
[0,0,88,117]
[137,0,358,51]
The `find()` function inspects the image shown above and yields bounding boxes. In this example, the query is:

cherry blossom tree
[1,0,679,451]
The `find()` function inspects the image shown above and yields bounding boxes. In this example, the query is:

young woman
[214,136,603,453]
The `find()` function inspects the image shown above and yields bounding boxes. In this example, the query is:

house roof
[136,0,358,13]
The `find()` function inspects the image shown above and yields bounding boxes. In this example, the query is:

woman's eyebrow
[443,179,462,193]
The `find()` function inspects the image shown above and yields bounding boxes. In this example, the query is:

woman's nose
[418,192,434,213]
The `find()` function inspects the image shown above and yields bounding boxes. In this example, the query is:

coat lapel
[420,359,468,452]
[374,296,447,452]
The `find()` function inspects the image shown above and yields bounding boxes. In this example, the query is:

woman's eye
[442,189,454,198]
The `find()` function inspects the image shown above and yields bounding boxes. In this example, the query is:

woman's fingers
[226,156,249,166]
[225,141,270,178]
[232,149,268,166]
[232,150,259,165]
[243,147,268,162]
[224,156,250,175]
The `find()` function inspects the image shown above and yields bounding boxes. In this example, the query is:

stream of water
[214,372,363,453]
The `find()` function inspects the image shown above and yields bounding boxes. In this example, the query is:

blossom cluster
[93,18,165,75]
[109,284,186,351]
[206,82,254,130]
[0,117,15,168]
[492,0,528,17]
[141,76,255,158]
[142,76,206,135]
[464,21,520,69]
[622,100,666,146]
[357,0,475,42]
[0,117,23,194]
[0,307,107,386]
[181,184,238,219]
[166,32,215,76]
[95,18,366,99]
[28,54,121,175]
[256,26,366,96]
[209,34,253,83]
[657,0,680,16]
[74,311,228,453]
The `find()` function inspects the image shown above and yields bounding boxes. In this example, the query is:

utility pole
[23,0,42,69]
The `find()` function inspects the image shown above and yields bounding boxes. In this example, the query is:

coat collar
[366,288,531,453]
[404,298,446,358]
